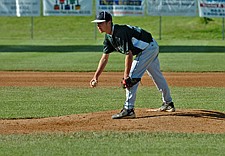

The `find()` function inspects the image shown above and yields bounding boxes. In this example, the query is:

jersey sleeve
[103,35,115,54]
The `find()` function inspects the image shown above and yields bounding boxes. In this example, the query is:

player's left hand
[121,77,141,89]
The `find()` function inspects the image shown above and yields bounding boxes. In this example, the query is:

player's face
[97,22,106,33]
[97,21,111,34]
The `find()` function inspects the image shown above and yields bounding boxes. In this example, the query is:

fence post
[223,17,224,40]
[31,16,34,39]
[159,16,162,40]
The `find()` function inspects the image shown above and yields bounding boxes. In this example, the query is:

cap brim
[91,19,106,23]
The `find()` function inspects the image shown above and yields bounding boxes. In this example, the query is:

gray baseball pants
[124,39,172,110]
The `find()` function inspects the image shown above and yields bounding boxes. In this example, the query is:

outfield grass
[0,3,225,41]
[0,15,224,41]
[0,52,224,72]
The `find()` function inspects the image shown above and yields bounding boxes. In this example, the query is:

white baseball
[91,80,97,87]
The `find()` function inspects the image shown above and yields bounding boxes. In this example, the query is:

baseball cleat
[159,102,175,112]
[112,108,136,119]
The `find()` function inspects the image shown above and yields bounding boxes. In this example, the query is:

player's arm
[124,50,133,79]
[90,53,109,86]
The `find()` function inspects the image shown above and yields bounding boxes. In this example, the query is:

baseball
[91,80,97,87]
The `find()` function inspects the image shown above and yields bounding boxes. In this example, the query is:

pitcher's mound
[1,109,225,134]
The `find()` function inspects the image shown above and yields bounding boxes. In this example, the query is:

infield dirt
[0,71,225,134]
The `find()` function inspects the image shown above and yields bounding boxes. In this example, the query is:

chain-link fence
[0,16,96,40]
[0,14,224,41]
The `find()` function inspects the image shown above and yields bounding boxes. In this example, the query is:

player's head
[91,11,113,34]
[91,11,112,23]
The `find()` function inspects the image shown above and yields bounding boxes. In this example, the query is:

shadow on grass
[137,109,225,120]
[0,45,224,52]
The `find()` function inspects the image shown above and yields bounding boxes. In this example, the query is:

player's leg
[123,40,159,110]
[112,40,159,119]
[146,57,175,112]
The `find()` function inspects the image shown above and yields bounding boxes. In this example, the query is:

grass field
[0,13,225,155]
[0,50,225,155]
[1,132,225,156]
[0,52,225,72]
[0,86,225,118]
[0,85,225,156]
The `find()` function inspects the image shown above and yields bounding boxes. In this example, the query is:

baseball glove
[121,77,141,89]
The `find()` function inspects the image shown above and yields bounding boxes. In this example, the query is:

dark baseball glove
[121,77,141,89]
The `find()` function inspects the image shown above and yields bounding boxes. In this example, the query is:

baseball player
[90,11,175,119]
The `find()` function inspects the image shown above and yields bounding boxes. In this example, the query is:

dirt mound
[0,71,225,134]
[1,109,225,134]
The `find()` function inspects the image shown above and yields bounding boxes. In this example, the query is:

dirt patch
[0,71,225,134]
[0,71,225,87]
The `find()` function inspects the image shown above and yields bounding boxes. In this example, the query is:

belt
[143,39,154,51]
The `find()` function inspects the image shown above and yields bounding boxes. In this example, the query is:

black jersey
[103,24,153,55]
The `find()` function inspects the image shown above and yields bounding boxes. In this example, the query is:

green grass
[0,52,102,72]
[0,86,225,155]
[0,86,225,119]
[1,132,225,156]
[0,52,224,72]
[160,53,225,72]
